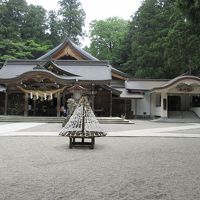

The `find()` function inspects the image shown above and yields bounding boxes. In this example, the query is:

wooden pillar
[62,91,65,107]
[110,91,112,117]
[135,99,137,118]
[4,92,8,115]
[24,92,29,116]
[33,99,36,116]
[57,92,61,117]
[91,84,95,111]
[124,99,127,118]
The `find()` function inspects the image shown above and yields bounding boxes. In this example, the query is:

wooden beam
[4,92,8,115]
[91,84,95,111]
[24,92,29,116]
[124,99,127,118]
[112,72,127,81]
[33,99,36,116]
[57,92,61,117]
[53,46,85,60]
[110,91,112,117]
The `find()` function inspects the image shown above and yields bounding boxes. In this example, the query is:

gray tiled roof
[126,79,168,91]
[0,60,111,81]
[152,75,200,91]
[53,60,111,81]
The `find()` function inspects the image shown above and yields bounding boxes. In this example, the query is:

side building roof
[126,79,169,91]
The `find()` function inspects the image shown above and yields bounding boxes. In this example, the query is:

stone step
[0,116,131,124]
[168,111,200,119]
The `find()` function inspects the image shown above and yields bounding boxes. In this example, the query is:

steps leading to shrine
[97,117,131,124]
[0,116,131,124]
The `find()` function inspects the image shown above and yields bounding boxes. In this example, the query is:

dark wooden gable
[43,61,77,77]
[37,38,98,61]
[52,44,85,60]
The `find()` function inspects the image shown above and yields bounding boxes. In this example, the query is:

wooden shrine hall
[0,38,130,117]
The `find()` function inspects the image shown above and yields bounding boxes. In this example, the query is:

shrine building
[0,38,200,119]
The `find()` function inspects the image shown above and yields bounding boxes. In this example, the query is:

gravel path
[1,137,200,200]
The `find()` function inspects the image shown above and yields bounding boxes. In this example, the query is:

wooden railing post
[57,92,61,117]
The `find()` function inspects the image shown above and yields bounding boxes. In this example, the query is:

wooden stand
[69,137,95,149]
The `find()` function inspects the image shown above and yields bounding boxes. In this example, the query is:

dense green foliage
[0,0,86,65]
[120,0,200,78]
[177,0,200,23]
[88,17,128,66]
[58,0,86,44]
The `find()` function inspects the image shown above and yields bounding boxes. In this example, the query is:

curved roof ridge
[68,39,99,61]
[152,75,200,91]
[37,38,98,61]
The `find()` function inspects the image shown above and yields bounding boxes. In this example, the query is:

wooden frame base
[69,137,95,149]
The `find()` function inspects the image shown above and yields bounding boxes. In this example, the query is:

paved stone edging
[0,122,200,138]
[1,131,200,138]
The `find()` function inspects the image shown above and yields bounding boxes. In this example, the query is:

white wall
[151,93,161,117]
[131,94,151,116]
[161,93,168,118]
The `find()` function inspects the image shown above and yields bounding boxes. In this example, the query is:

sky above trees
[26,0,142,45]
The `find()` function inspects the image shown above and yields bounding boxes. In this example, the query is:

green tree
[177,0,200,24]
[48,10,62,46]
[0,39,52,64]
[164,10,200,77]
[89,17,128,66]
[58,0,86,44]
[124,0,172,78]
[21,5,47,42]
[0,0,28,40]
[122,0,200,78]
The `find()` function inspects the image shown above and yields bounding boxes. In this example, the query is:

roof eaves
[111,67,131,78]
[68,39,99,61]
[37,42,64,60]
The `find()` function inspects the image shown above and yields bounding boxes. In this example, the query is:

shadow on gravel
[54,143,106,152]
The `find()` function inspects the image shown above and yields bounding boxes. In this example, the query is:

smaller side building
[126,75,200,118]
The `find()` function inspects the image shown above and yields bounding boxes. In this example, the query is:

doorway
[168,96,181,111]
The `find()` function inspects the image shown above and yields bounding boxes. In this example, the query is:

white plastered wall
[151,93,161,117]
[131,93,151,116]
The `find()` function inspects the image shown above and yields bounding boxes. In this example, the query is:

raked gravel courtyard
[0,120,200,200]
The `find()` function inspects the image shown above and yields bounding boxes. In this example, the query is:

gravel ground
[1,137,200,200]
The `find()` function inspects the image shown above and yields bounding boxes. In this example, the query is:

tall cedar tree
[177,0,200,24]
[124,0,171,78]
[58,0,86,44]
[122,0,200,78]
[48,10,62,46]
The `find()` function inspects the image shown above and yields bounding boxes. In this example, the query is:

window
[192,96,200,107]
[156,94,161,107]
